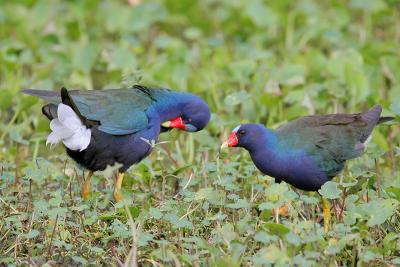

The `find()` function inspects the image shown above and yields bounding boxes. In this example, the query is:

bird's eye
[239,130,246,136]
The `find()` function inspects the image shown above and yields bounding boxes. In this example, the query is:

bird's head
[221,124,266,150]
[161,96,211,132]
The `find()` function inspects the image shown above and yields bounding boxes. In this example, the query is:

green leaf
[73,43,98,73]
[299,195,319,204]
[231,59,257,75]
[259,209,271,221]
[285,232,301,246]
[128,206,140,219]
[372,130,389,151]
[9,131,29,145]
[226,198,250,209]
[149,207,163,219]
[319,181,341,199]
[183,27,203,40]
[109,46,136,70]
[263,222,290,237]
[24,229,39,239]
[224,91,250,106]
[277,64,306,86]
[386,187,400,201]
[60,230,71,241]
[254,231,275,244]
[0,89,13,110]
[209,212,227,221]
[138,232,154,247]
[194,188,224,205]
[172,164,192,175]
[265,183,289,201]
[164,213,192,229]
[72,256,88,265]
[214,223,238,243]
[245,0,278,27]
[390,101,400,115]
[350,0,387,12]
[359,250,382,263]
[359,199,399,227]
[109,219,130,238]
[258,201,281,210]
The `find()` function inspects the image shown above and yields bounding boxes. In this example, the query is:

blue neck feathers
[245,128,278,154]
[244,128,303,177]
[152,91,200,122]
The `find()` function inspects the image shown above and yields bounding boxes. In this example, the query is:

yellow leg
[113,172,124,202]
[322,197,331,232]
[81,171,93,200]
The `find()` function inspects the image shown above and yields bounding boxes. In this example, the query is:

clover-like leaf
[318,181,341,199]
[263,222,290,237]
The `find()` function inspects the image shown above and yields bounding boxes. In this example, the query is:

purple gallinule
[23,85,210,201]
[221,105,393,231]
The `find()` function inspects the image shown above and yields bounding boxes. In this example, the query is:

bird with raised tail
[23,85,211,202]
[221,105,393,232]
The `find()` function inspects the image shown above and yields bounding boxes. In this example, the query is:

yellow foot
[82,185,90,200]
[113,172,125,202]
[113,190,123,202]
[81,171,93,200]
[322,198,331,232]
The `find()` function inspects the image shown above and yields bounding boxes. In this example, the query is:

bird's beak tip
[220,141,229,149]
[161,121,171,128]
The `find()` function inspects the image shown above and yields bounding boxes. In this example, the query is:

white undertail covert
[46,103,91,151]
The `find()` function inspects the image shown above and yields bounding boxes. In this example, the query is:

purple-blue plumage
[232,124,329,191]
[223,105,393,191]
[66,107,162,172]
[23,86,211,172]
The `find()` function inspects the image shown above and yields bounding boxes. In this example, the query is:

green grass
[1,0,400,266]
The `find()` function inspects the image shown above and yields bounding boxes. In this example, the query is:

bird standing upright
[23,85,210,201]
[221,105,393,231]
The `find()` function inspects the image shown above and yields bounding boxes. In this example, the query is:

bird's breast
[251,149,329,191]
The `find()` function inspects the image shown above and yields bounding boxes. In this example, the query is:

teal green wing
[276,113,371,177]
[22,87,156,135]
[69,89,154,135]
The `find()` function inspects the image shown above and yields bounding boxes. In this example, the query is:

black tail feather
[378,116,395,124]
[42,104,58,120]
[22,89,60,102]
[60,87,98,127]
[60,87,84,119]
